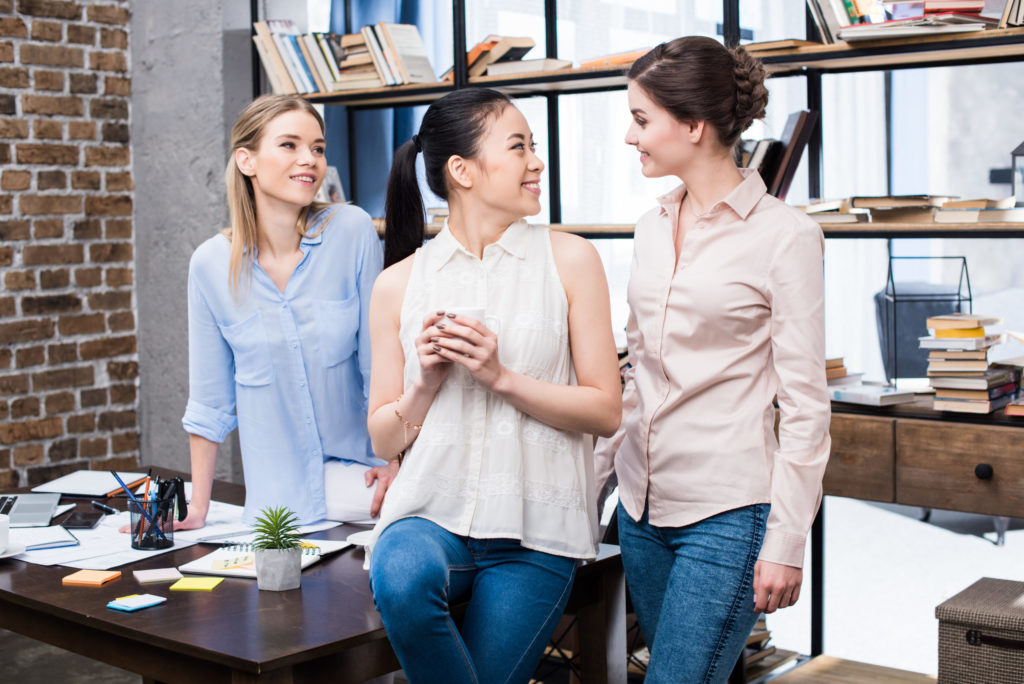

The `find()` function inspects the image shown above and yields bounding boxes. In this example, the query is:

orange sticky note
[62,569,122,587]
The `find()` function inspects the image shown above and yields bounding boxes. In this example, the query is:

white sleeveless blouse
[368,221,598,560]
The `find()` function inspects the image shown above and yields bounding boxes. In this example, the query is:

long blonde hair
[224,94,333,298]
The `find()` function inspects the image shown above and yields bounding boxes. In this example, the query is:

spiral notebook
[178,539,350,578]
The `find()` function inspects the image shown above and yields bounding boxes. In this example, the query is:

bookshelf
[294,16,1024,236]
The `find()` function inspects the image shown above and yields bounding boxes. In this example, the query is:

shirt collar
[429,218,529,271]
[300,208,332,246]
[656,168,767,222]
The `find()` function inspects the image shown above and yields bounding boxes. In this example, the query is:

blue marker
[109,470,167,541]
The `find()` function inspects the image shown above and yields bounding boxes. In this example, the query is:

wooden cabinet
[824,409,1024,517]
[895,419,1024,518]
[823,414,895,503]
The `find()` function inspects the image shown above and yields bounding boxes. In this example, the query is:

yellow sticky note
[169,577,224,591]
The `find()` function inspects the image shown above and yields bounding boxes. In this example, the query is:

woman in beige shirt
[594,37,831,682]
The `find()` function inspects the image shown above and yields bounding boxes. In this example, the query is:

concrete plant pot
[254,548,301,591]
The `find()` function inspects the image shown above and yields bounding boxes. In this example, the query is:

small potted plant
[252,505,303,591]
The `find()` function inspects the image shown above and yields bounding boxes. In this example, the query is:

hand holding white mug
[433,308,504,390]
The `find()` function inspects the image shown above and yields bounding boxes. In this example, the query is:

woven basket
[936,578,1024,684]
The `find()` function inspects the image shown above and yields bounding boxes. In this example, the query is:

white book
[373,24,404,84]
[302,33,336,91]
[829,382,917,406]
[918,333,1005,350]
[32,470,147,497]
[377,23,439,84]
[362,25,396,85]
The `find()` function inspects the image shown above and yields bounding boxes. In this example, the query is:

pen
[110,470,167,541]
[91,500,118,515]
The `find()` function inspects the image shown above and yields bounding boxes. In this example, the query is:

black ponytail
[382,88,512,267]
[383,139,423,268]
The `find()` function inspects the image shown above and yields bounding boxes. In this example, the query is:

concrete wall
[132,0,251,481]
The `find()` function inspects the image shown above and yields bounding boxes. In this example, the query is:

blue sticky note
[107,593,167,612]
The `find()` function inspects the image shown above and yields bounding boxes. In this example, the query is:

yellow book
[169,576,224,591]
[934,327,985,338]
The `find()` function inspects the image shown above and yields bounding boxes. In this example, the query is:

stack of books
[934,196,1024,224]
[796,195,1024,224]
[825,357,865,385]
[742,617,799,681]
[799,198,870,224]
[806,0,1019,44]
[442,35,537,81]
[921,313,1015,414]
[253,21,437,94]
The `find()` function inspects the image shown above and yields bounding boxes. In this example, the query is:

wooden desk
[0,470,625,683]
[810,399,1024,656]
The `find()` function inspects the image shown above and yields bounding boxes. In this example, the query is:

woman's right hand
[416,311,453,391]
[173,507,208,531]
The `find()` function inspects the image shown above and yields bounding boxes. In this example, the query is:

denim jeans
[368,517,577,684]
[617,501,769,684]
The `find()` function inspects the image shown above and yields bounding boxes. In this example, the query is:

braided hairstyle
[628,36,769,149]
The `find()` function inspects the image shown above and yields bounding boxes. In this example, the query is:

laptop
[0,492,61,527]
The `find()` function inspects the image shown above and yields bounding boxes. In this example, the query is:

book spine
[315,33,343,82]
[271,31,308,93]
[362,26,395,85]
[252,35,285,94]
[374,24,404,84]
[297,35,326,93]
[286,35,317,93]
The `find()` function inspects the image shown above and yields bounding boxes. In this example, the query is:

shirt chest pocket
[315,296,359,368]
[219,312,275,387]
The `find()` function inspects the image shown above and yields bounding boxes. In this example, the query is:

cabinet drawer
[823,414,895,502]
[896,419,1024,517]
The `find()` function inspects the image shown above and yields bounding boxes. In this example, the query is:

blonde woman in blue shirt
[178,95,394,528]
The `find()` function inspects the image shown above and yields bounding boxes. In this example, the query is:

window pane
[557,1,722,61]
[739,0,809,44]
[465,2,548,57]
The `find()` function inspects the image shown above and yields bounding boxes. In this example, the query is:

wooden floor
[770,655,937,683]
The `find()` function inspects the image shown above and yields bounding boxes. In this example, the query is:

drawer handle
[966,629,1024,651]
[974,464,994,480]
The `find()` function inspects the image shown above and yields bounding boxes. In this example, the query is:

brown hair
[223,94,332,298]
[628,36,769,149]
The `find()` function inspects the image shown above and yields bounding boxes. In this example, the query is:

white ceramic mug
[444,307,499,334]
[0,513,9,555]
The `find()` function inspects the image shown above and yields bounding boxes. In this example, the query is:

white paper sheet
[11,499,341,570]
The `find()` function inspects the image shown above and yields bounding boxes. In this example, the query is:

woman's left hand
[364,460,400,518]
[431,314,505,390]
[753,560,802,613]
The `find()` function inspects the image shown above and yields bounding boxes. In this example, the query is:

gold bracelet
[393,395,423,431]
[394,395,421,463]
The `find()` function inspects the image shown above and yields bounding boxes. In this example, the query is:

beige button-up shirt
[594,170,831,568]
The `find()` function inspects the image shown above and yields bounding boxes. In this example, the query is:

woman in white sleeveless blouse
[365,89,621,684]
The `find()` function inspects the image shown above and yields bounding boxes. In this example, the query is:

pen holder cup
[128,498,173,550]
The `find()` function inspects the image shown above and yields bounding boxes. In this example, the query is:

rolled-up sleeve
[760,219,831,568]
[181,270,238,443]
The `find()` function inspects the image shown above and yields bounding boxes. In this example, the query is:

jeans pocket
[316,295,359,368]
[218,312,274,387]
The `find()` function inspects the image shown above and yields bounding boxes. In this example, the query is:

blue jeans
[369,517,577,684]
[618,501,769,684]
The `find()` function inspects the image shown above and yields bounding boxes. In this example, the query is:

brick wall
[0,0,138,488]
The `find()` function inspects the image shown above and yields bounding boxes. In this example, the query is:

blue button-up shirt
[181,205,384,524]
